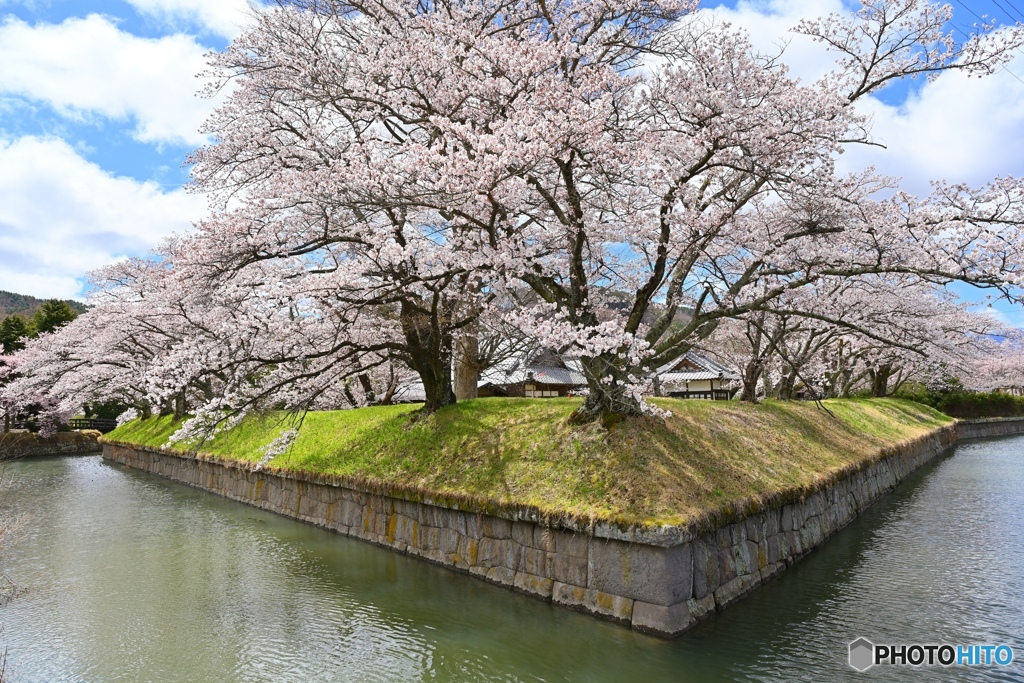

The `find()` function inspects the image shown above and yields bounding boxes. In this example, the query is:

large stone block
[632,600,690,636]
[759,561,784,583]
[476,537,505,569]
[513,572,554,600]
[713,572,761,610]
[764,509,780,537]
[552,582,633,624]
[716,526,732,551]
[481,536,522,571]
[482,517,512,540]
[798,516,823,549]
[465,513,485,539]
[297,492,317,519]
[396,515,420,547]
[520,544,544,577]
[454,535,479,568]
[687,594,716,623]
[394,499,420,521]
[309,499,329,523]
[748,539,767,571]
[522,547,549,577]
[744,516,763,543]
[588,539,691,606]
[728,521,747,547]
[438,528,460,555]
[511,521,534,548]
[732,539,753,577]
[286,490,302,515]
[551,551,588,586]
[718,541,737,585]
[552,531,588,559]
[766,534,782,565]
[692,539,719,599]
[418,504,444,528]
[418,525,441,552]
[781,504,796,532]
[532,525,552,552]
[783,530,802,557]
[339,499,363,528]
[486,566,516,587]
[453,511,469,537]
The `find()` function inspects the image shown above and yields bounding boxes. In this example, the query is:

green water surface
[1,436,1022,682]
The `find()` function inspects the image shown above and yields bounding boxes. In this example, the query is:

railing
[68,418,119,433]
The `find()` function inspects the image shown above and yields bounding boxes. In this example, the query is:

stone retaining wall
[1,431,101,459]
[956,417,1024,440]
[101,417,1024,638]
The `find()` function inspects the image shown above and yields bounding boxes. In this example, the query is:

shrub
[894,384,1024,419]
[934,392,1024,419]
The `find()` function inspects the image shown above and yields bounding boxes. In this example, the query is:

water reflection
[0,436,1022,682]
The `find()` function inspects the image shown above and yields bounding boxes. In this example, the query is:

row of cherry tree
[4,0,1024,440]
[695,275,1023,402]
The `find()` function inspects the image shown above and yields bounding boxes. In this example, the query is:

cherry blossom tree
[700,275,1001,401]
[12,0,1024,429]
[184,0,1024,421]
[0,356,15,432]
[969,331,1024,393]
[2,242,415,444]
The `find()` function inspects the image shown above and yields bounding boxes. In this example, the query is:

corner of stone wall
[101,418,1024,639]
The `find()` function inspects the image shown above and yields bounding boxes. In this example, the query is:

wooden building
[478,350,588,398]
[655,352,739,400]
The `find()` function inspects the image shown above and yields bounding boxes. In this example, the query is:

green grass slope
[106,398,952,528]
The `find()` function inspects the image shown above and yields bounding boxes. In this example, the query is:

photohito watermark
[849,638,1014,672]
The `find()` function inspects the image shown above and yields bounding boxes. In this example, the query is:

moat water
[1,436,1022,682]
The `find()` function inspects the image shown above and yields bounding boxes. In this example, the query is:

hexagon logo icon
[849,638,875,672]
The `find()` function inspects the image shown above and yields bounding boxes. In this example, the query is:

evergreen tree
[0,315,29,354]
[32,300,78,335]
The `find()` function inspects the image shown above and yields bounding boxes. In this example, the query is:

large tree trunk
[342,381,358,407]
[776,371,796,401]
[870,364,894,398]
[454,334,480,401]
[401,301,456,415]
[421,371,456,414]
[570,354,644,423]
[357,373,376,404]
[173,392,186,421]
[740,360,764,403]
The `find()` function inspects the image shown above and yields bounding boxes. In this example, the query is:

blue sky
[0,1,238,177]
[0,0,1023,328]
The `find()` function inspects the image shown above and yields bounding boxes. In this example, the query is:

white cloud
[0,136,206,299]
[124,0,256,39]
[981,305,1017,326]
[0,14,219,145]
[701,0,847,84]
[699,0,1024,192]
[839,62,1024,193]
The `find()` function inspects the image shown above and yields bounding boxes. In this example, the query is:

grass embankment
[106,398,951,529]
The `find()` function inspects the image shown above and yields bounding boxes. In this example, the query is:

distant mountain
[0,291,88,319]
